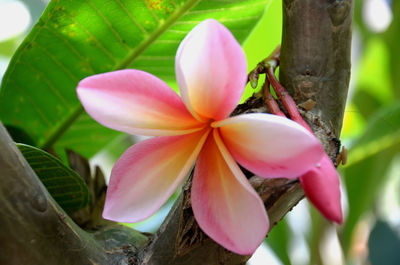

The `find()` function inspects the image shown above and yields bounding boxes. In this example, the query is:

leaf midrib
[348,131,400,166]
[40,0,200,149]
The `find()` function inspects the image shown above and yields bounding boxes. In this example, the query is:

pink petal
[214,113,324,179]
[300,154,343,224]
[77,69,203,136]
[103,129,210,222]
[191,129,269,255]
[175,19,247,121]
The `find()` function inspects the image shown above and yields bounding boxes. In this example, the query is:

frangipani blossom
[77,19,324,255]
[300,154,343,224]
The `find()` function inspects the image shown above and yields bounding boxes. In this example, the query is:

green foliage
[348,102,400,164]
[333,2,400,261]
[17,143,90,213]
[0,37,19,57]
[386,0,400,98]
[0,0,270,158]
[341,102,400,252]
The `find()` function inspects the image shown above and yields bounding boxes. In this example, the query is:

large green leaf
[17,143,90,213]
[0,0,270,158]
[341,102,400,252]
[347,102,400,165]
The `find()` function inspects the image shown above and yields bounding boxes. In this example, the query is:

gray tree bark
[0,0,353,264]
[280,0,353,137]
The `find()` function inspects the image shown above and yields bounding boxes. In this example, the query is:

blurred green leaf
[354,37,393,106]
[265,219,291,265]
[342,145,397,254]
[385,0,400,99]
[348,102,400,165]
[368,220,400,265]
[98,134,135,161]
[17,143,90,213]
[0,0,271,158]
[353,0,366,37]
[0,37,19,57]
[352,89,382,120]
[341,102,400,252]
[307,206,325,265]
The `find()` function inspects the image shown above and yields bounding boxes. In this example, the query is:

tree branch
[280,0,353,137]
[0,123,147,265]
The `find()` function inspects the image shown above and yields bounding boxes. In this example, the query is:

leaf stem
[251,46,313,132]
[116,0,200,69]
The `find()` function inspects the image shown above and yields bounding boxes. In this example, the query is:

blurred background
[0,0,399,264]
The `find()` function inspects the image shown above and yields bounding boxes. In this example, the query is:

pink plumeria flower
[77,19,324,254]
[300,154,343,224]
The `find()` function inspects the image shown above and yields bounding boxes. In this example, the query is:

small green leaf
[0,37,20,57]
[17,143,90,213]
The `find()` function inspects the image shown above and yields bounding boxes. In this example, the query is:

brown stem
[247,46,281,88]
[267,65,312,131]
[263,80,286,117]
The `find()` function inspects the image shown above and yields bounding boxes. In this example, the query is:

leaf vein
[115,0,200,69]
[19,61,71,108]
[114,0,148,35]
[68,15,118,64]
[85,0,131,51]
[186,1,265,15]
[43,25,96,74]
[9,80,52,126]
[142,0,161,23]
[33,43,80,83]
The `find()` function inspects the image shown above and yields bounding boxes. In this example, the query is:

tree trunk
[0,122,115,265]
[280,0,353,137]
[0,1,353,264]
